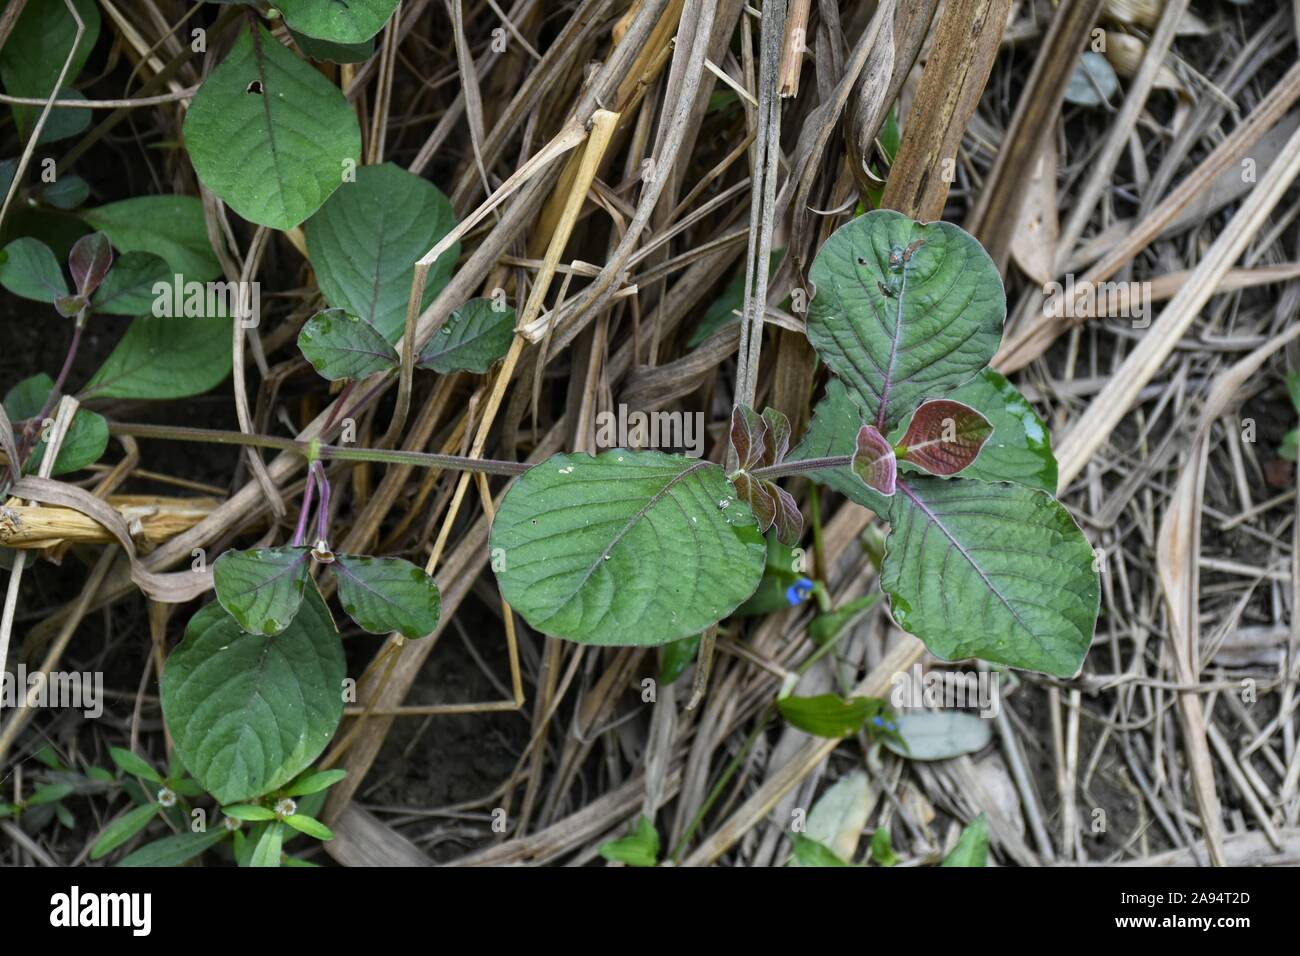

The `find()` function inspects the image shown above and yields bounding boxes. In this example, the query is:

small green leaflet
[805,210,1004,432]
[298,309,399,381]
[117,829,228,868]
[81,317,232,400]
[183,24,362,230]
[884,478,1099,678]
[0,238,67,302]
[790,834,854,867]
[777,693,889,739]
[4,373,108,475]
[658,633,701,685]
[418,298,515,374]
[490,450,767,647]
[598,814,659,867]
[276,0,401,44]
[161,592,346,805]
[306,162,458,342]
[81,195,221,280]
[283,814,334,841]
[942,814,989,867]
[250,822,286,867]
[90,804,160,860]
[213,546,312,636]
[333,554,441,639]
[0,0,100,141]
[110,748,162,783]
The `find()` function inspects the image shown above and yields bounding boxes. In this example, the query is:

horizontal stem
[748,455,851,480]
[109,422,530,477]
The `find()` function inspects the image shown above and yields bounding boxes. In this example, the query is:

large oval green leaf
[334,554,440,639]
[417,298,514,373]
[81,316,231,400]
[81,195,221,280]
[883,477,1099,677]
[490,450,767,646]
[277,0,400,44]
[183,24,361,230]
[161,591,345,805]
[306,162,458,342]
[0,0,100,142]
[213,546,311,636]
[806,210,1004,432]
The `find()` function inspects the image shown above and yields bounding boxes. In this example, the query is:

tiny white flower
[157,787,177,807]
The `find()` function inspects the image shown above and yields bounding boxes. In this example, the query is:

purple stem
[313,461,331,545]
[291,467,317,547]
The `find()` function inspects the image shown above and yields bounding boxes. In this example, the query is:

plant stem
[313,461,331,545]
[107,421,531,477]
[748,455,852,481]
[291,467,317,548]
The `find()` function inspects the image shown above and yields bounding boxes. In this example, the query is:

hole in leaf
[246,80,263,95]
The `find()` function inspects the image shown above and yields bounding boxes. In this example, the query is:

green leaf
[298,309,398,380]
[333,554,441,639]
[598,815,659,867]
[306,162,458,342]
[213,546,313,636]
[90,252,172,316]
[81,316,231,399]
[289,29,375,63]
[0,237,68,302]
[110,748,162,784]
[183,23,361,230]
[881,711,993,761]
[222,803,278,821]
[490,450,767,646]
[81,195,221,280]
[790,834,853,867]
[4,373,108,475]
[805,210,1004,432]
[658,633,701,685]
[899,369,1057,492]
[277,0,400,43]
[417,298,515,373]
[884,477,1099,677]
[688,249,783,347]
[809,593,881,646]
[941,814,989,867]
[249,821,285,867]
[161,592,346,805]
[37,173,90,211]
[777,693,885,738]
[1286,372,1300,414]
[0,0,100,141]
[788,379,892,514]
[26,783,74,806]
[870,828,898,866]
[90,803,159,860]
[283,813,334,840]
[280,768,347,797]
[117,828,227,867]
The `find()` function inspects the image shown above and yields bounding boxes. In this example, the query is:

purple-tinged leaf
[54,293,88,318]
[732,471,776,533]
[730,405,766,472]
[852,425,896,496]
[760,407,791,467]
[896,399,991,476]
[69,232,113,298]
[770,482,803,546]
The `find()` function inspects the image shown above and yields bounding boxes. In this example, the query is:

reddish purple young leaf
[68,232,113,298]
[759,407,791,467]
[730,404,767,472]
[852,424,896,496]
[732,471,776,533]
[896,399,992,476]
[770,483,803,546]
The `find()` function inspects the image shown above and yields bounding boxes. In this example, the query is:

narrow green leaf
[333,554,440,639]
[26,783,74,806]
[213,546,313,636]
[790,834,853,867]
[81,316,232,399]
[809,593,881,646]
[90,252,172,316]
[0,0,101,141]
[280,769,347,797]
[298,309,399,381]
[222,803,278,821]
[117,828,227,867]
[490,450,767,646]
[110,748,162,784]
[249,821,285,867]
[81,195,221,280]
[161,592,345,804]
[277,0,400,43]
[0,237,68,302]
[805,210,1004,432]
[90,804,160,860]
[777,693,884,738]
[942,814,989,867]
[598,815,658,867]
[417,298,515,373]
[183,24,362,230]
[283,813,334,840]
[884,477,1099,677]
[870,828,899,866]
[306,162,458,342]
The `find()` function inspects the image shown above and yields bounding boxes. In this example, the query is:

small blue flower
[785,576,814,606]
